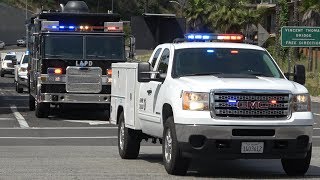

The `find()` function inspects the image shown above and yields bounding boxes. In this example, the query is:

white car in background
[14,53,29,93]
[0,53,17,77]
[17,37,26,47]
[0,41,5,49]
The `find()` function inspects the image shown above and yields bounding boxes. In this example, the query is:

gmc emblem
[236,101,269,110]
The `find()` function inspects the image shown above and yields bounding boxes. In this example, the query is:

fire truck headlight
[292,94,311,112]
[182,91,209,111]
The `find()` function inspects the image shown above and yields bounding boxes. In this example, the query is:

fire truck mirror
[129,36,136,59]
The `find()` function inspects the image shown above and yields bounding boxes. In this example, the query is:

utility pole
[293,0,299,61]
[275,1,280,57]
[145,0,149,13]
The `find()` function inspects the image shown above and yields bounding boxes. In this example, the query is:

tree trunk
[293,0,299,61]
[275,2,280,57]
[308,47,313,71]
[316,48,318,71]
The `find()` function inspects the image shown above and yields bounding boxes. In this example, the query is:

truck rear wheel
[118,112,140,159]
[29,95,35,111]
[163,117,189,175]
[281,145,312,176]
[35,101,50,118]
[0,70,4,77]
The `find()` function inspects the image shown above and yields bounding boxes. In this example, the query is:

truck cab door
[139,48,170,124]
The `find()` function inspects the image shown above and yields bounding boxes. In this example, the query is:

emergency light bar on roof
[40,21,123,32]
[185,33,244,42]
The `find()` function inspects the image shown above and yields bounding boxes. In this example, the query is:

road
[1,73,320,179]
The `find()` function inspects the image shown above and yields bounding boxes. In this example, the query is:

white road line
[312,136,320,139]
[10,105,29,128]
[0,118,14,121]
[0,136,117,139]
[64,120,110,125]
[0,127,117,130]
[314,113,320,116]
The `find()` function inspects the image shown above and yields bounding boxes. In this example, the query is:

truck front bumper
[175,124,312,159]
[18,76,28,87]
[39,93,111,104]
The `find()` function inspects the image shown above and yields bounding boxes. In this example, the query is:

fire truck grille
[211,92,290,118]
[66,67,102,93]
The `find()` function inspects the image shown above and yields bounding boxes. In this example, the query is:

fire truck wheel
[163,117,189,175]
[118,112,141,159]
[0,70,4,77]
[281,145,312,176]
[35,101,50,118]
[29,95,35,111]
[17,84,23,93]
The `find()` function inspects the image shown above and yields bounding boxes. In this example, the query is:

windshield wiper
[240,71,273,77]
[180,72,223,77]
[45,54,63,58]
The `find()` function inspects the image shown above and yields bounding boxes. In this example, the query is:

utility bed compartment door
[124,68,136,127]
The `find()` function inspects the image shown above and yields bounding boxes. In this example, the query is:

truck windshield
[86,36,124,60]
[44,35,83,59]
[5,55,16,60]
[22,55,29,64]
[172,48,283,78]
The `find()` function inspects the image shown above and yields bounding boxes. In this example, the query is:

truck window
[172,48,283,78]
[86,36,125,60]
[22,55,29,64]
[150,48,162,68]
[44,35,83,59]
[157,48,170,74]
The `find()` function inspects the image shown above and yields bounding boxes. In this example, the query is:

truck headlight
[19,67,27,72]
[182,91,209,111]
[292,94,311,112]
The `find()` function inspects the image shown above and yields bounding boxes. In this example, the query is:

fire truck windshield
[44,35,83,59]
[86,36,124,60]
[44,35,125,60]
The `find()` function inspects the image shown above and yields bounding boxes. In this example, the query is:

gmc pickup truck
[110,33,313,176]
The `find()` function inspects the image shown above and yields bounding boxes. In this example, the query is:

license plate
[241,142,264,153]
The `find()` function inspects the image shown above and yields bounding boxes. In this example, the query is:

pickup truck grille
[211,91,290,118]
[66,67,102,93]
[6,63,14,68]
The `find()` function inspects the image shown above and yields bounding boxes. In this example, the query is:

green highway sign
[281,26,320,47]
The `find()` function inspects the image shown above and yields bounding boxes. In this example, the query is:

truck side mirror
[129,36,136,59]
[293,64,306,85]
[138,62,151,82]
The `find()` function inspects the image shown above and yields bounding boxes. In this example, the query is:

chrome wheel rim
[119,121,125,150]
[165,129,172,163]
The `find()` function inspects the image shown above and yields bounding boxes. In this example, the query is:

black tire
[0,71,4,77]
[29,95,35,111]
[17,83,23,93]
[281,145,312,176]
[118,112,141,159]
[163,117,189,175]
[35,101,50,118]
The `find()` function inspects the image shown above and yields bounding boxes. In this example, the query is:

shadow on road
[48,106,109,121]
[138,153,320,178]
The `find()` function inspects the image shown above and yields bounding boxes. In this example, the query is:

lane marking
[314,113,320,116]
[0,136,117,139]
[0,127,117,130]
[0,118,14,121]
[10,105,29,128]
[64,120,110,125]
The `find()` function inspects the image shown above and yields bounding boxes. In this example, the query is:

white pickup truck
[110,34,313,176]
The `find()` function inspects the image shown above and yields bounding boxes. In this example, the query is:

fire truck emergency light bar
[41,21,123,32]
[185,33,244,42]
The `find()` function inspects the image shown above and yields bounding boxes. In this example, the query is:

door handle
[147,90,152,95]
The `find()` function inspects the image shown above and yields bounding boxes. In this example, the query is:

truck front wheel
[29,95,35,111]
[118,112,141,159]
[163,117,189,175]
[281,145,312,176]
[35,101,49,118]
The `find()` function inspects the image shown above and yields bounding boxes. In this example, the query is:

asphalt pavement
[1,71,320,178]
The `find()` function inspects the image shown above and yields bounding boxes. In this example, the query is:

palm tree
[208,1,259,33]
[301,0,320,71]
[185,0,215,32]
